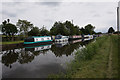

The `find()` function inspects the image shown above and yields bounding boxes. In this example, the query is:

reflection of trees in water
[1,48,50,68]
[32,49,49,56]
[2,49,19,68]
[51,42,84,57]
[1,40,91,68]
[18,51,34,64]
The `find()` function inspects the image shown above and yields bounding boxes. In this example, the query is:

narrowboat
[24,36,53,46]
[83,35,89,38]
[89,35,93,39]
[55,35,69,42]
[69,35,82,41]
[83,35,93,41]
[84,35,93,39]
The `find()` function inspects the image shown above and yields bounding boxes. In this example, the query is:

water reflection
[54,41,69,47]
[1,39,87,68]
[1,38,92,78]
[2,49,19,68]
[25,44,52,52]
[51,41,83,57]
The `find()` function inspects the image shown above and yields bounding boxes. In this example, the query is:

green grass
[49,35,119,78]
[110,35,119,78]
[0,40,24,45]
[118,35,120,78]
[66,35,109,78]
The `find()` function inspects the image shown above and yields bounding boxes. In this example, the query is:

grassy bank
[0,40,24,45]
[49,35,119,78]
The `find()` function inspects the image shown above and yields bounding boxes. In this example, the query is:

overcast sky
[0,0,120,33]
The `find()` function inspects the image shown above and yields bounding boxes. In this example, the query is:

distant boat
[84,35,93,39]
[55,35,69,42]
[24,36,53,46]
[83,35,93,41]
[69,35,82,41]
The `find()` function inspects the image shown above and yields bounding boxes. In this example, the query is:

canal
[0,38,92,78]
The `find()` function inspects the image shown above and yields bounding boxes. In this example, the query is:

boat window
[55,35,62,39]
[36,39,38,41]
[47,38,49,40]
[41,38,44,41]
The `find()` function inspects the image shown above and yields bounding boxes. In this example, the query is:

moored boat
[84,35,93,39]
[55,35,69,42]
[24,36,53,46]
[69,35,82,41]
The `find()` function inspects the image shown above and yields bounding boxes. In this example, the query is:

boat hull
[24,41,53,47]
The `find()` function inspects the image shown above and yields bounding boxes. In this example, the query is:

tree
[28,27,40,36]
[108,27,115,33]
[1,19,18,41]
[39,26,50,36]
[50,20,81,36]
[16,19,33,37]
[80,27,85,35]
[84,24,95,35]
[50,21,69,35]
[74,25,81,35]
[64,21,75,35]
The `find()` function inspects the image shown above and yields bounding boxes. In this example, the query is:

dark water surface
[0,39,91,78]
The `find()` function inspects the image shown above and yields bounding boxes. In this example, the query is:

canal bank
[49,35,119,78]
[0,41,24,51]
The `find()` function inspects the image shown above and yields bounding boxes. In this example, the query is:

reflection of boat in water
[24,36,53,47]
[83,38,91,41]
[69,39,82,44]
[83,37,93,41]
[25,44,52,52]
[55,35,69,42]
[54,41,68,47]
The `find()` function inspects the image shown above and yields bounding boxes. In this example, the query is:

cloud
[2,10,17,17]
[35,2,61,7]
[93,14,101,17]
[1,2,118,33]
[38,2,61,7]
[2,2,31,18]
[107,11,114,14]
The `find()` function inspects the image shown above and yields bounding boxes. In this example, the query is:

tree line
[0,19,103,41]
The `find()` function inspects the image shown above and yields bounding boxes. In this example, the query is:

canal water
[0,38,92,78]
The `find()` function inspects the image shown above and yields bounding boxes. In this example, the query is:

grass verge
[49,35,119,78]
[0,40,24,45]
